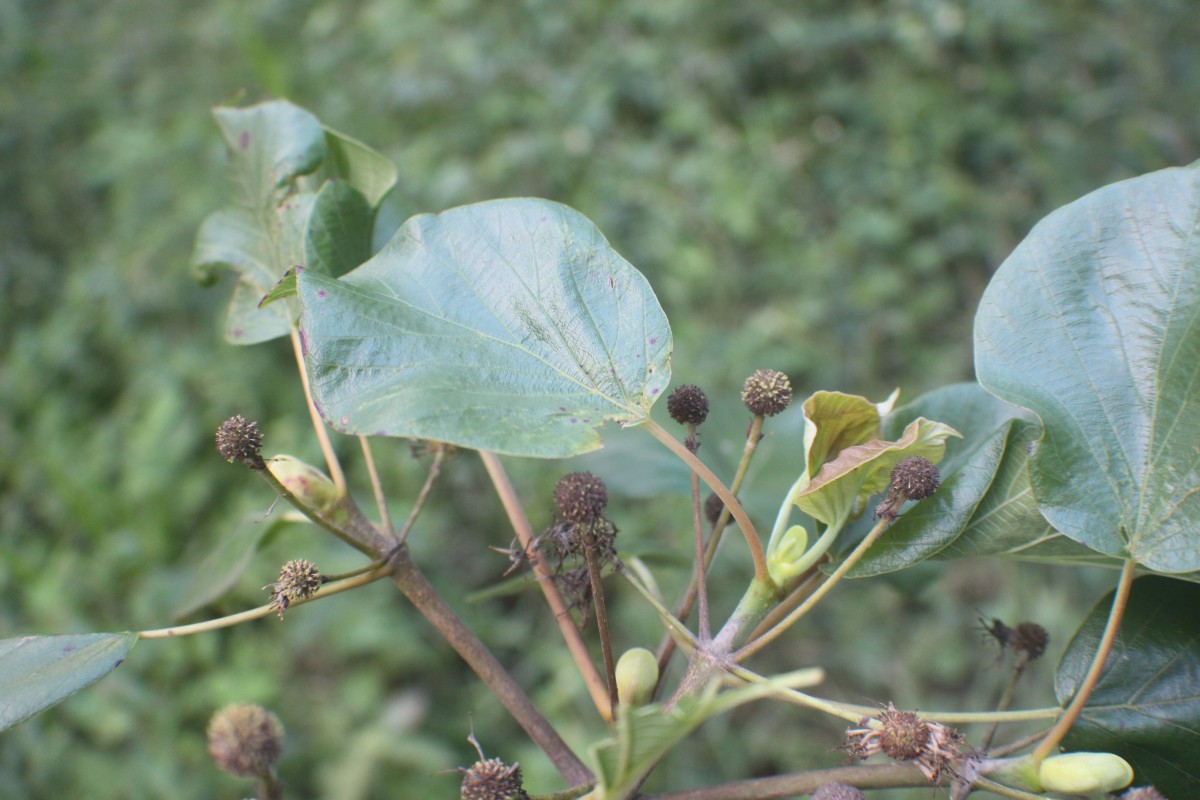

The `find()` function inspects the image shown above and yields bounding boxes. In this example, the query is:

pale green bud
[268,455,338,513]
[1038,752,1133,795]
[767,525,810,584]
[615,648,659,707]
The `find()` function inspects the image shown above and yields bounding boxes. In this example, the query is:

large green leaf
[0,633,138,731]
[975,163,1200,573]
[1056,577,1200,798]
[295,198,672,458]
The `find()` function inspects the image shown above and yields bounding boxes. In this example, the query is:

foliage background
[2,1,1198,797]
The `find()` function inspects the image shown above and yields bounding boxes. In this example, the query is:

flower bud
[1038,752,1133,795]
[767,525,810,584]
[267,455,338,513]
[615,647,659,707]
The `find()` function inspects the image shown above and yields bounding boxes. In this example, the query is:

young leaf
[795,417,960,526]
[323,126,398,208]
[1056,576,1200,798]
[801,390,895,481]
[976,163,1200,573]
[296,198,673,458]
[0,633,137,732]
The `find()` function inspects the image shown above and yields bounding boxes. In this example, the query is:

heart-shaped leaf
[976,163,1200,573]
[1056,576,1200,798]
[295,198,672,458]
[0,633,137,731]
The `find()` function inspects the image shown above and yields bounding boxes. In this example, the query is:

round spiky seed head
[704,492,725,525]
[667,384,709,426]
[461,757,529,800]
[878,704,930,761]
[1120,787,1168,800]
[812,782,867,800]
[265,559,321,619]
[740,369,793,417]
[216,416,265,470]
[889,456,941,501]
[553,471,608,523]
[206,703,284,778]
[1012,621,1049,661]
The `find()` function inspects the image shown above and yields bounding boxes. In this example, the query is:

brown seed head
[461,757,529,800]
[889,456,941,501]
[704,492,725,525]
[1012,622,1049,661]
[264,559,321,619]
[667,384,709,426]
[740,369,793,416]
[553,472,608,523]
[878,704,930,761]
[206,703,284,778]
[215,415,265,470]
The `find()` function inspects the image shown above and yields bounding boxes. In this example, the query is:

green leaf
[976,163,1200,573]
[1056,576,1200,798]
[173,513,290,619]
[192,101,327,344]
[0,633,137,732]
[296,198,672,458]
[304,180,373,278]
[795,417,961,526]
[801,390,895,481]
[323,126,398,208]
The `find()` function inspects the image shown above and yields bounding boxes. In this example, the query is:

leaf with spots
[295,198,673,458]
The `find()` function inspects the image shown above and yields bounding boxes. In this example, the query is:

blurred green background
[2,1,1197,797]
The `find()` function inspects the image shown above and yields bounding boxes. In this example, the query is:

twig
[583,523,619,710]
[358,436,393,534]
[396,444,445,546]
[1030,558,1136,763]
[478,450,612,721]
[289,327,346,495]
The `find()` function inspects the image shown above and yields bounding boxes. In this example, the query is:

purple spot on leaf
[558,406,567,412]
[317,289,327,299]
[232,328,243,339]
[375,430,387,437]
[649,337,657,344]
[650,387,660,395]
[298,330,308,354]
[113,659,124,669]
[239,131,250,149]
[570,418,578,423]
[63,645,77,654]
[341,416,349,426]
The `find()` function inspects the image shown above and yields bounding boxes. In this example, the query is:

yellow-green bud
[268,455,338,513]
[1038,752,1133,795]
[767,525,810,584]
[615,648,659,707]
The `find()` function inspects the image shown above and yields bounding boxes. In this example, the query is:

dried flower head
[461,735,529,800]
[704,492,725,525]
[553,472,608,523]
[844,703,963,783]
[1119,787,1167,800]
[875,456,941,520]
[215,415,265,470]
[740,369,793,416]
[264,559,321,619]
[206,703,284,778]
[667,384,710,426]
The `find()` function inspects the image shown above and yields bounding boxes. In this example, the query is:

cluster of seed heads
[215,415,265,470]
[844,703,964,783]
[206,703,284,778]
[741,369,793,417]
[264,559,321,620]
